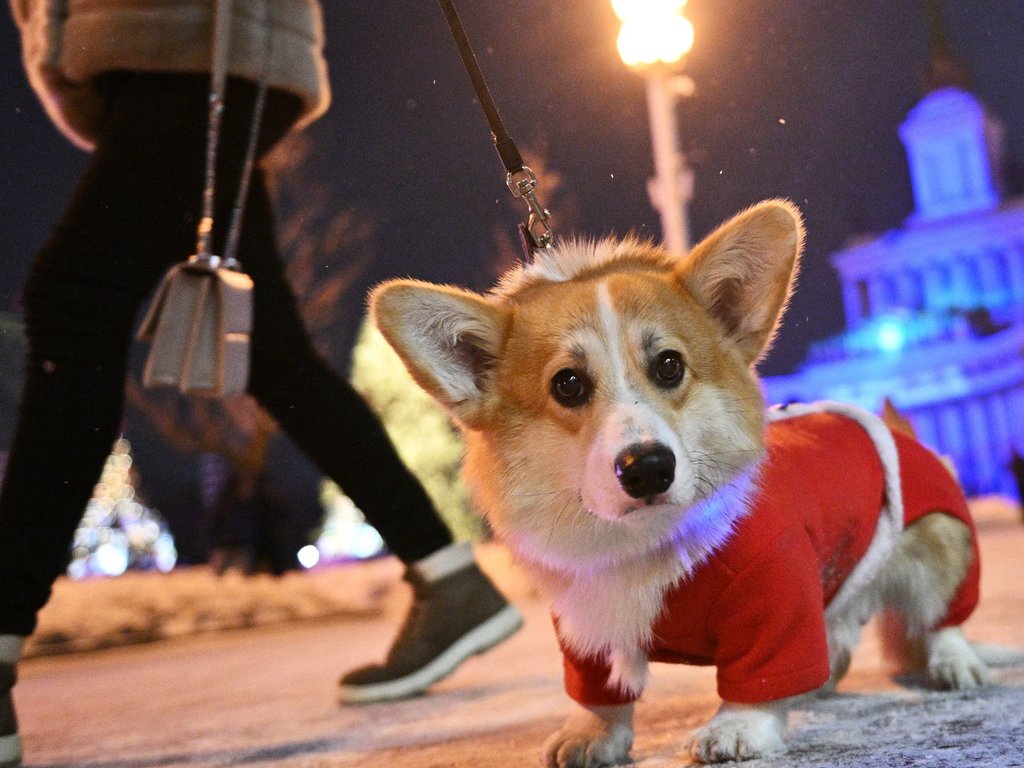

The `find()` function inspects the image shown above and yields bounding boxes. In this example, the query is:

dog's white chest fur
[539,468,761,695]
[550,550,686,694]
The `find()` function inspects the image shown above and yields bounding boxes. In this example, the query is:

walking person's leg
[240,173,521,703]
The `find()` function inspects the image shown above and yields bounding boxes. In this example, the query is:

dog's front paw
[926,627,991,690]
[689,702,785,764]
[543,704,634,768]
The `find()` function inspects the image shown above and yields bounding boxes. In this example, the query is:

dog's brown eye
[652,350,684,388]
[551,368,591,407]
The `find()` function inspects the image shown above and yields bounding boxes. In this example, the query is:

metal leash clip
[507,166,554,250]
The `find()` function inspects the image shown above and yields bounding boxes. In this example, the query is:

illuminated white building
[764,84,1024,498]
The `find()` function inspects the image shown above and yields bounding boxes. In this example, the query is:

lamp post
[613,0,695,254]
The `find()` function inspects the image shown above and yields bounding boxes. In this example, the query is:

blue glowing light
[875,318,907,353]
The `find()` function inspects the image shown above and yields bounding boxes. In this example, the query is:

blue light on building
[763,84,1024,499]
[875,317,909,354]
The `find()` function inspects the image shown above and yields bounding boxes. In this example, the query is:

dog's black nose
[614,443,676,500]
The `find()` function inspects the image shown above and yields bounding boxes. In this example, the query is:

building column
[984,392,1015,497]
[937,403,971,491]
[921,259,948,312]
[965,398,995,493]
[1004,244,1024,306]
[867,274,892,317]
[894,269,924,311]
[976,249,1009,307]
[949,256,979,309]
[910,406,940,454]
[1006,385,1024,455]
[842,280,865,327]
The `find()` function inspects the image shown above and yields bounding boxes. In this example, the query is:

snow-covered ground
[25,553,403,659]
[14,496,1024,767]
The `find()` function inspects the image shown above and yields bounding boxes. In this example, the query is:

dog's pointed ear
[676,199,804,365]
[370,279,507,428]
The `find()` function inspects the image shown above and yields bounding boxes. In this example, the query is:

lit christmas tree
[68,438,177,579]
[302,318,484,567]
[350,318,481,540]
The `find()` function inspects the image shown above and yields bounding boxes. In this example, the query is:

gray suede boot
[338,543,522,703]
[0,636,23,768]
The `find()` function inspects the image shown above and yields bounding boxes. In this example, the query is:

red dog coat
[559,404,980,706]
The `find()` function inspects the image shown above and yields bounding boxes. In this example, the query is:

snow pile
[26,557,401,658]
[26,542,529,659]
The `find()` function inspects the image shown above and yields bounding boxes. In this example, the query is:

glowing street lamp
[613,0,694,66]
[614,0,696,254]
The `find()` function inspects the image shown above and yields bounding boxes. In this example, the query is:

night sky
[2,1,1023,376]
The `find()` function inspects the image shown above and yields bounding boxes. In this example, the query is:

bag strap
[436,0,554,254]
[194,0,269,271]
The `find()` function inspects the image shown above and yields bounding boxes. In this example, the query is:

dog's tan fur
[371,201,987,765]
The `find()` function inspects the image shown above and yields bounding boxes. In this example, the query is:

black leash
[436,0,554,254]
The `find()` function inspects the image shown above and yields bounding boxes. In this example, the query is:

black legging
[0,72,452,636]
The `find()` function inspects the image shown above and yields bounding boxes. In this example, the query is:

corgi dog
[370,200,989,765]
